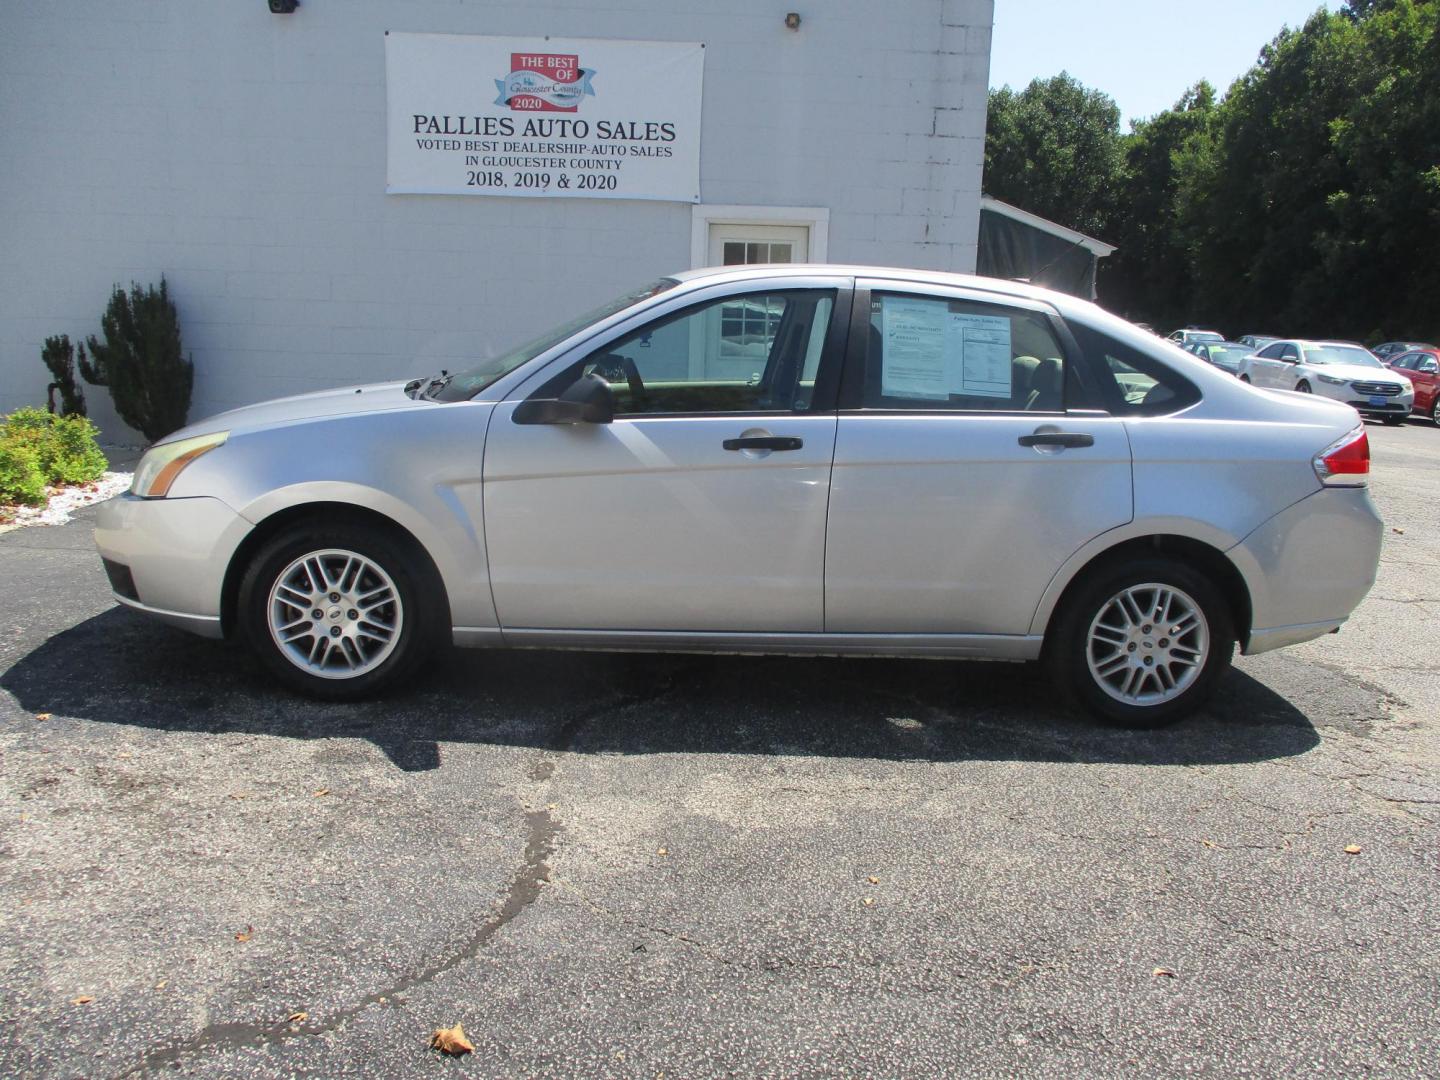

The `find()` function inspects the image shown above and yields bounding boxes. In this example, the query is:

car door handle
[1017,432,1095,449]
[722,436,804,452]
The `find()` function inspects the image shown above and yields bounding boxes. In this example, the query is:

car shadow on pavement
[1,608,1322,772]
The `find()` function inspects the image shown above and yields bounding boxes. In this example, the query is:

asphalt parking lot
[1,421,1437,1079]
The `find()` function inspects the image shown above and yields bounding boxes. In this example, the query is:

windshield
[431,278,678,401]
[1302,345,1383,368]
[1190,331,1223,342]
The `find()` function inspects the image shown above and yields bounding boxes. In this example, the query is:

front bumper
[93,493,254,639]
[1229,486,1383,655]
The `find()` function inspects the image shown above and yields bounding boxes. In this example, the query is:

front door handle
[1018,432,1095,449]
[723,436,804,451]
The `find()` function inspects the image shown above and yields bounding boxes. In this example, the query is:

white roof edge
[980,195,1118,258]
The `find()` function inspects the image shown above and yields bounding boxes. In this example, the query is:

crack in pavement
[117,674,688,1078]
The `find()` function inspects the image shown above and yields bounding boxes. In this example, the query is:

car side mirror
[513,372,615,425]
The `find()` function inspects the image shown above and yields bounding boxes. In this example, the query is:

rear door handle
[1018,432,1095,449]
[723,436,804,451]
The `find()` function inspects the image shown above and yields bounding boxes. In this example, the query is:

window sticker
[878,297,1014,401]
[879,297,951,400]
[950,312,1012,399]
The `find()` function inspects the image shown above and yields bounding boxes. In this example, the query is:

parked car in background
[1239,334,1280,350]
[1372,341,1437,364]
[1185,340,1252,375]
[94,265,1384,728]
[1385,348,1440,423]
[1167,328,1224,347]
[1238,339,1413,424]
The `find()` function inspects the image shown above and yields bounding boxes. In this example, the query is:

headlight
[130,432,228,498]
[1317,374,1347,385]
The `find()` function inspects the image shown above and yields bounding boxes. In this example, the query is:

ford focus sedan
[95,267,1383,727]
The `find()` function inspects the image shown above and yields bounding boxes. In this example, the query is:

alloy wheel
[1085,583,1210,706]
[266,548,404,679]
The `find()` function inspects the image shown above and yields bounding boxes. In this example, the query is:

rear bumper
[1229,486,1383,655]
[93,493,253,638]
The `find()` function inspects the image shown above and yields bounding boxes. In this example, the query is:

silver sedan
[95,266,1383,727]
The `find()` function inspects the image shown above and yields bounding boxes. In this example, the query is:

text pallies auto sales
[411,115,677,142]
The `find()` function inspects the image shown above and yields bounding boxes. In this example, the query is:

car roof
[670,263,1064,305]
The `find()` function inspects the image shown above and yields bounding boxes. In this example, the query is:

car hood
[1306,364,1410,385]
[155,381,426,444]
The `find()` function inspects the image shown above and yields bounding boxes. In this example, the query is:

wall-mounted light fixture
[784,12,801,30]
[268,0,298,13]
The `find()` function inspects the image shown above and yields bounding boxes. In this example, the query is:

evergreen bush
[80,277,194,442]
[42,335,87,417]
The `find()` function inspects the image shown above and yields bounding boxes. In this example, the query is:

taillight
[1313,426,1369,487]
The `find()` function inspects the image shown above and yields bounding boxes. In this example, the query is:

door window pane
[538,290,836,414]
[862,293,1067,411]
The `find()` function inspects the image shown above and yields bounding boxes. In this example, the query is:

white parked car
[95,267,1383,727]
[1166,328,1224,347]
[1237,339,1414,424]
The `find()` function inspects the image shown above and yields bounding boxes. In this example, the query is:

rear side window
[862,293,1068,412]
[1068,322,1200,416]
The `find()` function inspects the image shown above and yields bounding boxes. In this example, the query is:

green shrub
[0,440,47,506]
[49,415,108,484]
[0,408,108,504]
[80,277,193,442]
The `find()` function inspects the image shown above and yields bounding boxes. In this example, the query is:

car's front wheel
[1238,374,1251,383]
[238,521,438,699]
[1046,557,1234,728]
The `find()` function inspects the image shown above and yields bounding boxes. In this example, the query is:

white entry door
[707,223,810,267]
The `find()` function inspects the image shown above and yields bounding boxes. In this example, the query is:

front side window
[536,289,836,415]
[861,293,1068,412]
[1257,342,1286,359]
[1391,353,1416,370]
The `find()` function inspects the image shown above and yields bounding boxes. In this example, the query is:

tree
[80,278,194,442]
[1099,83,1219,328]
[984,73,1124,238]
[41,335,87,417]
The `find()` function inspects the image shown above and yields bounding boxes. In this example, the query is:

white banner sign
[385,32,704,203]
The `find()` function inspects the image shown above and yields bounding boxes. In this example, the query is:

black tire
[237,520,440,700]
[1238,374,1250,383]
[1295,381,1312,393]
[1044,556,1235,728]
[1381,415,1404,426]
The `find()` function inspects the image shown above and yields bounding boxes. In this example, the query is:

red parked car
[1386,348,1440,423]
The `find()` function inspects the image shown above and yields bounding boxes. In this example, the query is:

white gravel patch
[3,472,133,529]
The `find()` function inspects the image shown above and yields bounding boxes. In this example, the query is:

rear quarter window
[1068,322,1201,416]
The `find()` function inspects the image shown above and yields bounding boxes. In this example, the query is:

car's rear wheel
[238,522,437,700]
[1046,557,1234,728]
[1432,399,1440,425]
[1295,381,1312,393]
[1238,374,1250,383]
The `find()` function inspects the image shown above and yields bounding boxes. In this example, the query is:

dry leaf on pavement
[1152,967,1177,978]
[866,875,880,884]
[35,713,51,721]
[288,1011,308,1024]
[235,925,254,942]
[71,995,94,1005]
[862,897,876,907]
[1344,844,1362,855]
[313,788,330,798]
[430,1023,475,1056]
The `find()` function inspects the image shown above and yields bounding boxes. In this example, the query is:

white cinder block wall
[0,0,994,440]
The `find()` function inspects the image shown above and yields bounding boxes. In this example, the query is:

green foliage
[0,408,109,505]
[0,440,47,507]
[985,74,1124,238]
[81,277,194,442]
[986,1,1440,341]
[41,335,87,417]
